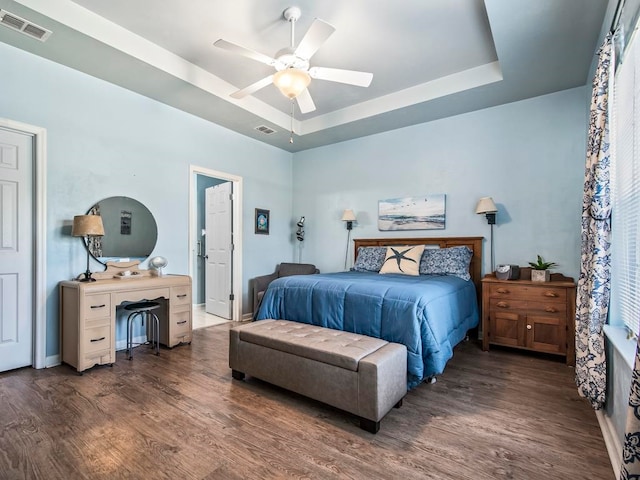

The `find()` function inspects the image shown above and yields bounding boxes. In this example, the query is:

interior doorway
[0,118,46,370]
[205,182,233,318]
[189,166,243,323]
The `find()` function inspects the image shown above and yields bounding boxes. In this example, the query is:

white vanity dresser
[61,196,192,373]
[60,261,192,373]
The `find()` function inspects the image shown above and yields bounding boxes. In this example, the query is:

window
[611,25,640,337]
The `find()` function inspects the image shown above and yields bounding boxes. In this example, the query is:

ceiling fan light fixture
[273,68,310,99]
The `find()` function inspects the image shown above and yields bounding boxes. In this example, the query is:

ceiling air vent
[255,125,276,135]
[0,10,52,42]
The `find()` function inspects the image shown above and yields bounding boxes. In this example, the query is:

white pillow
[379,245,425,276]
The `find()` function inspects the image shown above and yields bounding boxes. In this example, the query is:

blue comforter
[256,271,479,389]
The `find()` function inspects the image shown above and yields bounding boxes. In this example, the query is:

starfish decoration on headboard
[383,247,418,273]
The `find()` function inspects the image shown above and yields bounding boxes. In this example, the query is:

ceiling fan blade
[214,39,278,67]
[309,67,373,87]
[296,88,316,114]
[294,19,336,60]
[230,75,274,99]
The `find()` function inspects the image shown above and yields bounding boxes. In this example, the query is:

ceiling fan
[213,6,373,114]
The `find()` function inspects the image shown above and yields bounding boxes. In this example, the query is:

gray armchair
[251,263,319,316]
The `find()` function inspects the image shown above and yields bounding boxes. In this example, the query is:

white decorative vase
[531,269,550,282]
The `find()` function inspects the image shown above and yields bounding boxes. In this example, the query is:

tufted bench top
[239,319,388,372]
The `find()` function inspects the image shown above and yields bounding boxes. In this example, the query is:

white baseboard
[45,354,60,368]
[116,335,147,352]
[596,409,621,478]
[242,312,253,322]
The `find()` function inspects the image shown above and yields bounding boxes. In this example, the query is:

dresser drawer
[488,284,566,303]
[83,324,111,354]
[84,294,111,319]
[171,286,192,306]
[82,350,113,370]
[490,298,565,317]
[170,310,192,346]
[172,310,191,335]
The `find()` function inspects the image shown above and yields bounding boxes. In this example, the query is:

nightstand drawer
[490,299,565,317]
[489,284,566,303]
[490,299,528,311]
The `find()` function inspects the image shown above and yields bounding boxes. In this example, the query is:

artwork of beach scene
[378,194,446,231]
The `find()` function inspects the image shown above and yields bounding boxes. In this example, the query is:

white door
[205,182,233,319]
[0,128,33,371]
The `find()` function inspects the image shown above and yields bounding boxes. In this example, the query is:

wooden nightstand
[481,270,576,366]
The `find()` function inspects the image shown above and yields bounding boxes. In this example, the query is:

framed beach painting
[378,194,446,231]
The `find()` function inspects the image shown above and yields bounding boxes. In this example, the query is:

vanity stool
[125,301,161,360]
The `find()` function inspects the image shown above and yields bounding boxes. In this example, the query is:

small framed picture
[120,210,132,235]
[255,208,270,235]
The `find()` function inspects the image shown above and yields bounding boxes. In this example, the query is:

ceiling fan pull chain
[290,99,295,144]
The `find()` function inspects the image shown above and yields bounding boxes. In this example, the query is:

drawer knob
[177,294,187,298]
[545,307,558,313]
[544,292,559,298]
[90,304,106,309]
[177,320,187,325]
[90,336,106,343]
[496,288,509,294]
[526,324,532,330]
[496,301,509,308]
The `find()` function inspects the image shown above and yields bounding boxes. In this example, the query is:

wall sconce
[341,209,357,270]
[341,209,356,230]
[475,197,498,272]
[296,216,305,241]
[72,214,105,282]
[295,216,305,263]
[476,197,497,224]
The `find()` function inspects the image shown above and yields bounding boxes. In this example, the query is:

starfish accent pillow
[379,245,425,276]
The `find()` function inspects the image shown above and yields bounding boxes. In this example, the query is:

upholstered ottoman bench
[229,319,407,433]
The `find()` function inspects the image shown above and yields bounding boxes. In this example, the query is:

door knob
[526,324,532,330]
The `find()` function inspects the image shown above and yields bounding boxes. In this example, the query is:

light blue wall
[0,42,293,357]
[0,40,590,364]
[292,87,588,280]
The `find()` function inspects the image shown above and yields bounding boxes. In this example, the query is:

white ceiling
[0,0,609,152]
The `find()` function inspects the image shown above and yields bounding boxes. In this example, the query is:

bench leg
[231,369,245,381]
[359,417,380,434]
[394,398,403,409]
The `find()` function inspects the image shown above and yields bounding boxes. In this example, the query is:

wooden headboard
[353,236,484,300]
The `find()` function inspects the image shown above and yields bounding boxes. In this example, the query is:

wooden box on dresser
[60,269,193,373]
[481,270,576,365]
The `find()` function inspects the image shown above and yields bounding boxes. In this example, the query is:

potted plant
[528,255,558,282]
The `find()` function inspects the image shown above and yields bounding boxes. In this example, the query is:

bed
[256,237,482,389]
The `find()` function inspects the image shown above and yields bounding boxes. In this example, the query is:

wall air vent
[255,125,276,135]
[0,10,52,42]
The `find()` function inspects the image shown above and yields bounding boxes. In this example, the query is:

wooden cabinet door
[526,314,566,354]
[490,310,525,347]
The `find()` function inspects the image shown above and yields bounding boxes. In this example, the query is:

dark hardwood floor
[0,324,613,479]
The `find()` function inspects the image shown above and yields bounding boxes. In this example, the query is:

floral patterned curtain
[575,33,612,410]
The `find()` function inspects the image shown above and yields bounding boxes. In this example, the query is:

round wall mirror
[86,196,158,265]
